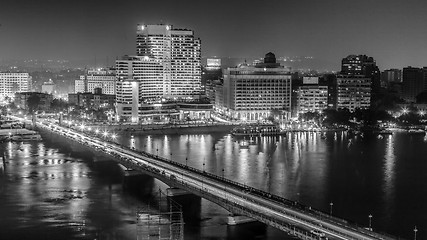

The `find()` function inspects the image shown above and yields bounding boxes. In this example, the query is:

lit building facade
[68,88,115,111]
[341,55,380,93]
[41,79,56,95]
[136,24,201,100]
[336,75,371,111]
[218,52,292,121]
[0,72,32,101]
[297,84,328,114]
[75,68,116,95]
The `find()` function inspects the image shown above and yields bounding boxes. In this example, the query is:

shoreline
[87,123,237,135]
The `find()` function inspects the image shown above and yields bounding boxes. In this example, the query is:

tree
[416,91,427,104]
[27,94,41,113]
[51,98,69,112]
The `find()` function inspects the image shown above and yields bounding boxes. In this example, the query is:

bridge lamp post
[102,131,108,138]
[95,129,99,135]
[222,168,224,179]
[368,214,373,231]
[329,202,333,215]
[185,157,188,167]
[414,226,418,240]
[111,134,117,141]
[203,162,205,172]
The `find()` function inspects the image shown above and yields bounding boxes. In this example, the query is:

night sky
[1,0,427,70]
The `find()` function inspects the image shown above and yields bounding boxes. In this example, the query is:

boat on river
[231,124,282,137]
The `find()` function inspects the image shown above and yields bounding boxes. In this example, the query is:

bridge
[13,116,399,240]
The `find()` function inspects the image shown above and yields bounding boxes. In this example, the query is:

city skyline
[2,0,427,71]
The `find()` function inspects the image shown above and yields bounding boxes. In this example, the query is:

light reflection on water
[117,131,427,239]
[1,131,427,239]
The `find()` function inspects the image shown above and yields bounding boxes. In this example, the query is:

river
[1,131,426,239]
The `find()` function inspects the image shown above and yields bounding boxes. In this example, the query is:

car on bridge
[310,230,326,238]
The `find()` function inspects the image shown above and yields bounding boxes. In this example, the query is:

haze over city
[2,0,427,70]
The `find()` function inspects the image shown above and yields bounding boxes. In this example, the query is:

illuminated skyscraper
[136,24,201,100]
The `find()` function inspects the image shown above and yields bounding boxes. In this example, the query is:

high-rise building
[402,67,424,103]
[381,69,402,88]
[0,72,32,102]
[341,55,380,93]
[115,55,164,122]
[336,75,371,111]
[217,52,292,121]
[75,68,116,95]
[136,24,201,100]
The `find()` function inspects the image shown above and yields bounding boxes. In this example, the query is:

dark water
[1,132,427,239]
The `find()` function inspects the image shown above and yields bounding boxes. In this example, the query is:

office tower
[402,67,424,103]
[0,72,32,101]
[136,24,201,100]
[218,52,292,121]
[341,55,380,93]
[75,68,116,95]
[336,75,371,111]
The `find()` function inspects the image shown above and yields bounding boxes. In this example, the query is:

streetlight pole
[329,202,333,215]
[222,168,225,179]
[414,226,418,240]
[368,214,373,231]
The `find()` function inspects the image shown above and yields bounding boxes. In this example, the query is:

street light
[329,202,333,215]
[414,226,418,240]
[222,168,225,179]
[402,107,409,115]
[368,214,373,231]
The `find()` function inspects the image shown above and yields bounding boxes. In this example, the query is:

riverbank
[87,123,237,135]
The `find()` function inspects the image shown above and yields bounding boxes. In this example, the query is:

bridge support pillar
[167,190,201,224]
[227,214,256,225]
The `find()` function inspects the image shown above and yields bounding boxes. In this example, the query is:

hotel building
[136,24,201,100]
[218,52,292,121]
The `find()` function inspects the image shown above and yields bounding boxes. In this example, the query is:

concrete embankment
[87,123,236,135]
